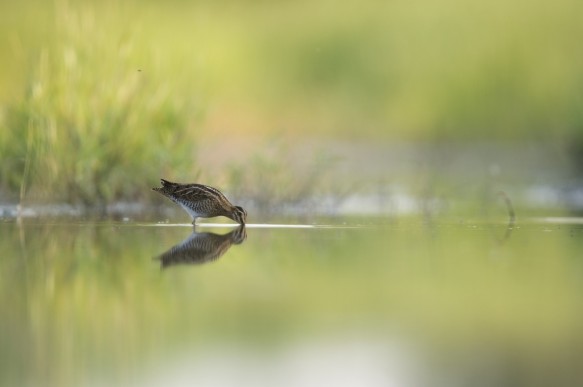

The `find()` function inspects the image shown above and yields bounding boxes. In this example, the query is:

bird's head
[231,206,247,225]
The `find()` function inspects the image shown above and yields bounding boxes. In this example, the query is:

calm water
[1,216,583,387]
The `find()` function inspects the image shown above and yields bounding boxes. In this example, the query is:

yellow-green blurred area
[1,0,583,204]
[2,220,583,386]
[2,0,582,137]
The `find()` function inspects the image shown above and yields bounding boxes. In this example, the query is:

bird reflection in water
[156,225,247,268]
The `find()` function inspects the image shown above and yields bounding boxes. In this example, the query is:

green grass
[0,2,202,203]
[1,0,582,204]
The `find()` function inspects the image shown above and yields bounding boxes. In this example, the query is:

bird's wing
[173,184,217,202]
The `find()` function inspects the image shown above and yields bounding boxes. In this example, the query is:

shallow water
[1,216,583,386]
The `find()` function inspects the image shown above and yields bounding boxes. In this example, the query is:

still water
[1,216,583,386]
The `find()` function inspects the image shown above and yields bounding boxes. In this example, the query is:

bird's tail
[153,178,177,192]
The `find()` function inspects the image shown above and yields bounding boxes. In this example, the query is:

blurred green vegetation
[1,0,582,203]
[0,1,202,203]
[1,219,583,385]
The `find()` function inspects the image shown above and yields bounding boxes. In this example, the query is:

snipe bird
[153,179,247,224]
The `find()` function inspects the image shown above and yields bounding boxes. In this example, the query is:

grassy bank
[0,2,204,204]
[1,0,582,204]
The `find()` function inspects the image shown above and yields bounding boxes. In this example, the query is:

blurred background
[1,0,582,214]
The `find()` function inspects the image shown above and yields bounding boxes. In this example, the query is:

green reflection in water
[1,218,583,386]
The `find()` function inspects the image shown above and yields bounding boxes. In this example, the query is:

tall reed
[0,3,200,205]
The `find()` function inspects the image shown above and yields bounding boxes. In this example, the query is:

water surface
[1,216,582,386]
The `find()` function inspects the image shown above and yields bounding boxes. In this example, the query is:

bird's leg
[192,217,198,227]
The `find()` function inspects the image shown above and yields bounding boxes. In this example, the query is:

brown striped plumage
[156,225,247,268]
[152,179,247,224]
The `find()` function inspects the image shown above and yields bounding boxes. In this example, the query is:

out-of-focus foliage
[1,0,582,203]
[0,1,202,203]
